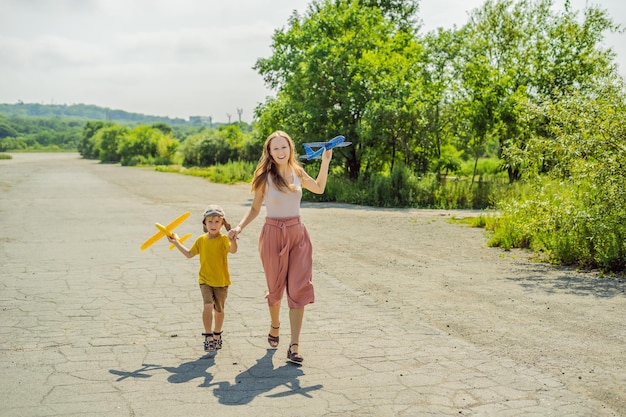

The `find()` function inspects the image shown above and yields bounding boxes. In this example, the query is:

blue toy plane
[300,135,352,160]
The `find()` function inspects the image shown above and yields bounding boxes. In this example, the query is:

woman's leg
[289,307,304,354]
[267,302,281,347]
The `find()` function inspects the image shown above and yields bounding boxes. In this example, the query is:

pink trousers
[259,216,314,308]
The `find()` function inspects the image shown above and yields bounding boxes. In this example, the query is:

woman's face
[269,136,291,166]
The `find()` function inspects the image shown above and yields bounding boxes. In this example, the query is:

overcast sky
[1,0,624,122]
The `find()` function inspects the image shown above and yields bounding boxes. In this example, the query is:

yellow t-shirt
[189,233,231,287]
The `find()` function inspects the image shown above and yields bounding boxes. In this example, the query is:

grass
[155,161,256,184]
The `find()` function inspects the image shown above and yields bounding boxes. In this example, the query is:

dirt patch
[299,202,626,414]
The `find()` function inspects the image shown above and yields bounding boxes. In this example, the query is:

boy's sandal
[287,343,303,364]
[202,333,215,352]
[213,331,223,349]
[267,325,280,349]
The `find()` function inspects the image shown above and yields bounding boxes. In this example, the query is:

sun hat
[203,204,225,219]
[202,205,231,232]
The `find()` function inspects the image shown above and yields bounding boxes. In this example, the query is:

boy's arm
[228,234,238,254]
[167,234,195,258]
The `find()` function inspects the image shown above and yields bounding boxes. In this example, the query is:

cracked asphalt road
[1,153,624,417]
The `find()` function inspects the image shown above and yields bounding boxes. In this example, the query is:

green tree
[0,136,29,151]
[419,28,463,177]
[0,116,18,139]
[97,125,128,163]
[197,131,233,166]
[492,78,626,270]
[181,129,232,167]
[458,0,620,182]
[152,122,173,135]
[154,133,179,165]
[358,29,427,176]
[117,125,161,166]
[255,0,420,180]
[79,121,112,159]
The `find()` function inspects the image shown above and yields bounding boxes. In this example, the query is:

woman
[228,130,332,363]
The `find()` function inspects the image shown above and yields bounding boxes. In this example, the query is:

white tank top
[264,171,302,218]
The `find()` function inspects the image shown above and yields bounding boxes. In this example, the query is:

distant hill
[0,102,197,126]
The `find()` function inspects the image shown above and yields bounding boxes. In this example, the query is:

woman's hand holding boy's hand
[228,226,241,240]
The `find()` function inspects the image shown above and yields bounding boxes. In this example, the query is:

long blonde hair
[251,131,306,194]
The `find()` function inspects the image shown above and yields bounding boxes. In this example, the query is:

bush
[486,86,626,272]
[490,177,626,272]
[305,166,508,210]
[157,160,255,184]
[97,125,128,163]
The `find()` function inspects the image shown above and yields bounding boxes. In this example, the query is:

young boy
[168,205,237,352]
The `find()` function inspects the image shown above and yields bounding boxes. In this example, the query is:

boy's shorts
[199,284,228,312]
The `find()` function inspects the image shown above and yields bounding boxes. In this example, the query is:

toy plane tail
[300,143,324,160]
[169,233,192,250]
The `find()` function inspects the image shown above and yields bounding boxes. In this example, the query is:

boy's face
[204,216,223,234]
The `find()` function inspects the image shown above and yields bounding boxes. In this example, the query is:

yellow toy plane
[140,212,193,251]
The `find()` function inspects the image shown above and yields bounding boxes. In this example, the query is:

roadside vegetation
[1,0,624,272]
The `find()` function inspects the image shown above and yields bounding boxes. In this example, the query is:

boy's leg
[213,310,224,334]
[202,303,214,333]
[201,304,216,351]
[212,286,228,349]
[199,285,217,351]
[212,286,228,333]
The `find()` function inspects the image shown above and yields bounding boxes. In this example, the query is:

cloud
[0,0,311,119]
[1,0,623,121]
[113,22,273,63]
[0,35,106,72]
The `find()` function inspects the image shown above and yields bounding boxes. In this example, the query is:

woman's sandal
[267,325,280,349]
[287,343,303,364]
[213,331,223,350]
[202,332,215,352]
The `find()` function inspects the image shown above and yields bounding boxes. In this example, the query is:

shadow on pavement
[109,350,323,404]
[213,349,323,405]
[110,355,216,387]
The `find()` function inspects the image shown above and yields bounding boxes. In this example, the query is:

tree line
[0,114,83,151]
[254,0,621,183]
[252,0,625,272]
[0,102,189,125]
[76,121,258,167]
[2,0,624,271]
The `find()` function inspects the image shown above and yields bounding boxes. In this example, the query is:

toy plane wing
[140,211,191,251]
[300,135,351,160]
